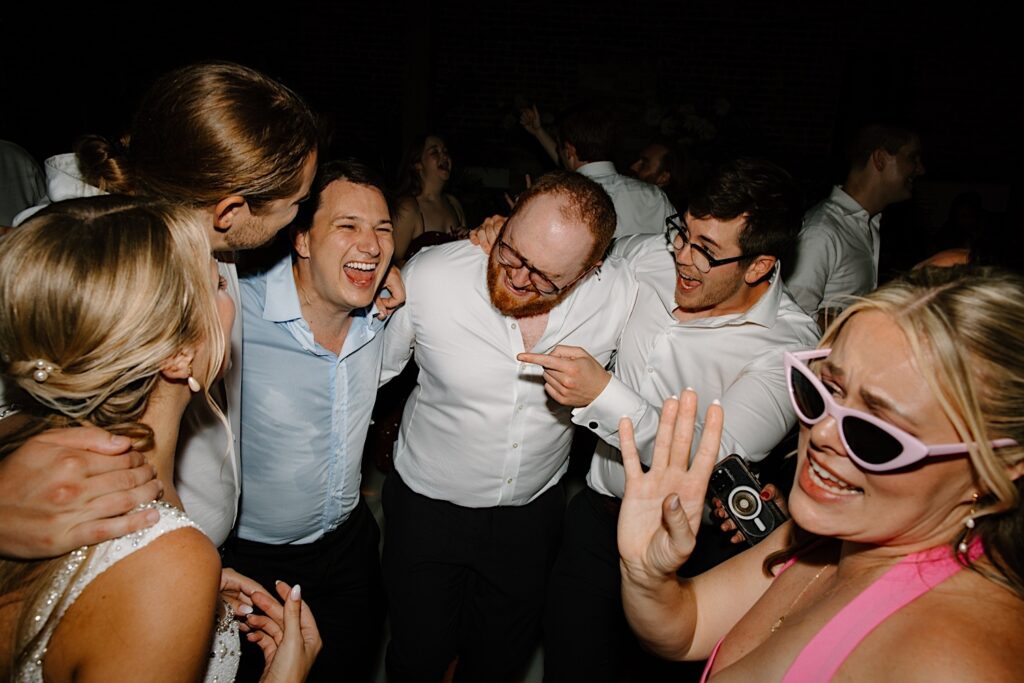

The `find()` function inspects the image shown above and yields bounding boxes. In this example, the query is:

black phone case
[708,454,787,546]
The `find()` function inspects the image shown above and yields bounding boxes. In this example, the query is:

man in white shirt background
[379,171,639,683]
[786,124,924,326]
[520,158,820,683]
[557,104,677,238]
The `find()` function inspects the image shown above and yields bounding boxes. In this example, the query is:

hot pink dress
[700,540,981,682]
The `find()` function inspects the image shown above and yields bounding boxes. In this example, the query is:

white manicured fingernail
[238,604,253,615]
[712,399,721,406]
[290,584,301,600]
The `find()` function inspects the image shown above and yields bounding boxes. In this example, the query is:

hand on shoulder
[0,425,162,559]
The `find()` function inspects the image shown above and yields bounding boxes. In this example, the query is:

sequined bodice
[16,501,240,682]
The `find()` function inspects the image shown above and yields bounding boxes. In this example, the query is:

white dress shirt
[175,260,242,546]
[578,234,820,499]
[787,186,881,317]
[381,240,639,508]
[12,153,105,226]
[576,161,676,238]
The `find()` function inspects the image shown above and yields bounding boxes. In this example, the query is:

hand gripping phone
[707,454,787,546]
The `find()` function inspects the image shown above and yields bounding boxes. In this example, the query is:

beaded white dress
[16,501,240,683]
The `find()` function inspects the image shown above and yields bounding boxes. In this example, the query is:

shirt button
[517,404,523,411]
[588,421,599,429]
[647,367,654,373]
[507,478,513,484]
[511,322,517,329]
[512,442,519,448]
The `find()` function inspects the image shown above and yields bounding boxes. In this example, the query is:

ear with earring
[187,365,201,393]
[958,491,980,555]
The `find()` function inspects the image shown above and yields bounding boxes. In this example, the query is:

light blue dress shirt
[236,255,387,544]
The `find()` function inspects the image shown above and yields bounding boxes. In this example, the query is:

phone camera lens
[728,486,762,520]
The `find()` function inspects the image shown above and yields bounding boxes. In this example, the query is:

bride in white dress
[0,196,320,682]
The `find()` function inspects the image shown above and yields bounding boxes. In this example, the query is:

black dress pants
[222,498,384,683]
[382,472,564,683]
[543,487,716,683]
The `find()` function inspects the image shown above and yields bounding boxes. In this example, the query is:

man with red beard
[521,159,820,683]
[379,171,639,683]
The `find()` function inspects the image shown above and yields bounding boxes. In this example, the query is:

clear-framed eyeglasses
[495,223,597,295]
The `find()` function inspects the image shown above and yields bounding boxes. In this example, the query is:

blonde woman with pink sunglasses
[617,266,1024,682]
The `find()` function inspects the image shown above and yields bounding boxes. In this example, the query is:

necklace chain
[770,563,831,634]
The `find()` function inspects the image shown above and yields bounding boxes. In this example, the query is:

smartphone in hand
[708,454,787,546]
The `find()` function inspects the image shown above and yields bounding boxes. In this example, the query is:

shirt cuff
[571,375,647,441]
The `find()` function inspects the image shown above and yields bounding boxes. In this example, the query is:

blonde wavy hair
[769,266,1024,594]
[0,195,224,670]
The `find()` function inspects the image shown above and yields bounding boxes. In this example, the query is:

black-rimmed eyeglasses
[664,213,748,273]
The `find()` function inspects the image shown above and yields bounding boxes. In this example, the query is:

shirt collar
[576,161,618,179]
[741,264,785,327]
[262,257,303,322]
[830,186,882,230]
[261,255,383,330]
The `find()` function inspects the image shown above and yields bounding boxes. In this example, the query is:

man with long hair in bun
[0,61,323,558]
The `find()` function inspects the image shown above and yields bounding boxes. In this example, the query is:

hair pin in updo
[32,359,57,383]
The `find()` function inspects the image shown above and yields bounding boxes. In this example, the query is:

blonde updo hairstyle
[0,195,224,670]
[818,266,1024,594]
[0,195,223,448]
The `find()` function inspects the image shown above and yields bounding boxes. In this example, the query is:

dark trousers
[382,472,564,683]
[543,488,723,683]
[222,498,384,683]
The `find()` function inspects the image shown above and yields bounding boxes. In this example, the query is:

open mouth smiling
[807,454,864,496]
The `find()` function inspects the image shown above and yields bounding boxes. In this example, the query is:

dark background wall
[3,1,1020,266]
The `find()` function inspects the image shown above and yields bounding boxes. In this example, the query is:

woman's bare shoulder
[846,569,1024,682]
[393,195,421,214]
[47,525,221,683]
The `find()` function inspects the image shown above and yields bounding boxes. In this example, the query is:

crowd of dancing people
[1,60,1022,683]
